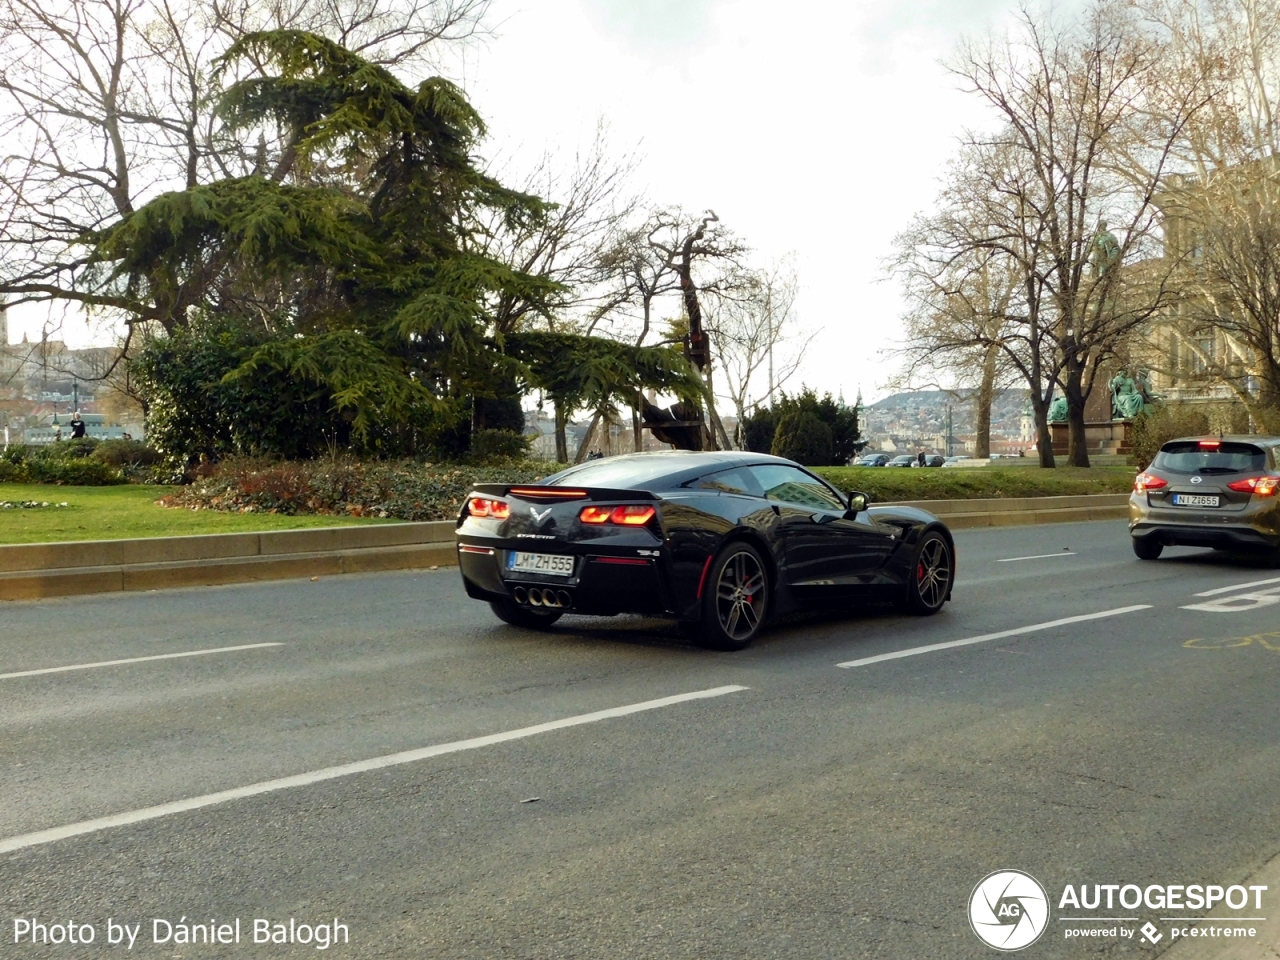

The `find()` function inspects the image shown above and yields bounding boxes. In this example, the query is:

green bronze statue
[1110,368,1158,420]
[1047,395,1068,423]
[1092,220,1121,278]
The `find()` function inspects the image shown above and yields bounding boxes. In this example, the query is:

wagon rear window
[1154,441,1267,475]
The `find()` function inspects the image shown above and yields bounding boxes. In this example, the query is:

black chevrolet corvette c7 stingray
[455,451,955,650]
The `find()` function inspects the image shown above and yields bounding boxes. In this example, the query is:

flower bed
[159,458,548,521]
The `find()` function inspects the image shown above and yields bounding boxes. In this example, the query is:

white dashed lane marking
[836,606,1152,669]
[0,643,285,681]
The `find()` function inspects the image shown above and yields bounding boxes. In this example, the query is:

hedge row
[160,458,551,520]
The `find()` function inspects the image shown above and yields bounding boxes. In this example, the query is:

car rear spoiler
[469,484,659,502]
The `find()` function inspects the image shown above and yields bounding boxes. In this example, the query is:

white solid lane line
[0,685,749,854]
[836,606,1152,669]
[1194,576,1280,597]
[0,642,285,681]
[996,552,1077,562]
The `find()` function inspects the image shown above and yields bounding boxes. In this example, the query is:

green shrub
[772,411,834,465]
[466,429,532,464]
[743,387,860,464]
[0,458,30,482]
[163,458,547,520]
[26,456,124,485]
[91,439,163,467]
[1130,401,1250,468]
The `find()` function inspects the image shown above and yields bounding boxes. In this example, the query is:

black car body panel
[456,451,954,623]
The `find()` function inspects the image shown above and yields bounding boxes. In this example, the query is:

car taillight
[578,504,657,526]
[467,497,510,519]
[579,506,612,524]
[1134,472,1167,492]
[1227,476,1280,496]
[611,505,656,525]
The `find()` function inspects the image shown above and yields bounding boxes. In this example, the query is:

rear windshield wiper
[1197,466,1243,474]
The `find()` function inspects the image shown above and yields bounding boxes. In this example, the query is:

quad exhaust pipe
[513,586,572,609]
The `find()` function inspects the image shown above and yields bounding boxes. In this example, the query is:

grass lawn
[813,464,1136,501]
[0,484,392,545]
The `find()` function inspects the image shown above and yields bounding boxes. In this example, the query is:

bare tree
[644,208,746,450]
[1137,0,1280,424]
[471,124,642,338]
[903,0,1210,466]
[895,247,1022,458]
[706,260,812,439]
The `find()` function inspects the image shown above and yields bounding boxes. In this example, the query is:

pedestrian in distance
[917,450,926,468]
[69,412,86,439]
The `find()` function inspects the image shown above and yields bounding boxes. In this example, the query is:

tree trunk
[554,401,568,463]
[574,410,602,464]
[1027,390,1055,468]
[975,343,998,459]
[1064,366,1091,468]
[632,405,643,452]
[700,368,733,451]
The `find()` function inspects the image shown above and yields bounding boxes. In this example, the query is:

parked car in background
[912,455,946,468]
[857,454,891,467]
[886,455,917,468]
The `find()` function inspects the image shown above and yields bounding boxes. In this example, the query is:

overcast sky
[11,0,1021,403]
[456,0,1012,402]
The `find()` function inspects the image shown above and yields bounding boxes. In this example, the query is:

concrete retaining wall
[0,495,1132,601]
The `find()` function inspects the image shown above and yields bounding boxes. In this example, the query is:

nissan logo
[1191,476,1203,484]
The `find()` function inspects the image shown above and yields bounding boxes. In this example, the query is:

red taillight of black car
[1226,476,1280,496]
[579,504,657,526]
[467,497,511,519]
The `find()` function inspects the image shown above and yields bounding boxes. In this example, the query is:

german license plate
[1172,494,1220,507]
[507,552,574,576]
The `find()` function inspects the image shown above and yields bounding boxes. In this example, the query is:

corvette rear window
[548,459,683,488]
[1154,442,1267,475]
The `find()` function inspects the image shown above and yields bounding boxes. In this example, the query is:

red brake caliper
[917,561,925,583]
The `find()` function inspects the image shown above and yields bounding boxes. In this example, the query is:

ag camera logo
[969,870,1050,951]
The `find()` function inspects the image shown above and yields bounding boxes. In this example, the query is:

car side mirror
[846,491,870,514]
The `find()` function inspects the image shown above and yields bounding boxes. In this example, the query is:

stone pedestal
[1050,419,1132,456]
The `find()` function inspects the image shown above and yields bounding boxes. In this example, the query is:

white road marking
[0,685,749,854]
[1195,576,1280,597]
[1182,586,1280,613]
[835,606,1152,669]
[997,552,1076,562]
[0,643,285,681]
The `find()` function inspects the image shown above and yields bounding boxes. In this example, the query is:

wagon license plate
[1172,494,1220,507]
[507,552,575,576]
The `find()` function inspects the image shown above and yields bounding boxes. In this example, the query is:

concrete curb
[0,495,1132,601]
[882,493,1131,530]
[0,522,456,602]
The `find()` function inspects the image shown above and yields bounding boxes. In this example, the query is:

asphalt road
[4,519,1280,958]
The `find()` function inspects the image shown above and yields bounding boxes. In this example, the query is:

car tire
[489,598,563,630]
[1132,538,1163,560]
[694,542,770,651]
[899,531,953,616]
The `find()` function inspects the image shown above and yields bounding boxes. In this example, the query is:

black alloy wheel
[901,531,952,615]
[489,598,563,630]
[696,542,769,651]
[1132,537,1163,560]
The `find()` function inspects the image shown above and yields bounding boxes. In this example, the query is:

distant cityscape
[860,389,1037,457]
